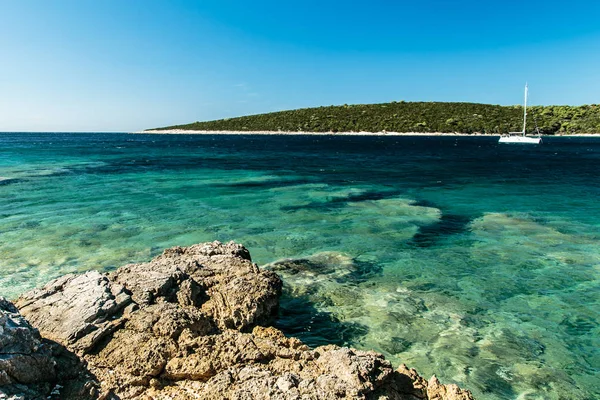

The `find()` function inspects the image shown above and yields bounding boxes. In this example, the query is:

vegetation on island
[152,102,600,134]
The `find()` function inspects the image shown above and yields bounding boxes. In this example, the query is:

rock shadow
[0,337,102,400]
[275,292,369,348]
[268,254,382,348]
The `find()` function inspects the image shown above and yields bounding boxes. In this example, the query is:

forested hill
[151,102,600,134]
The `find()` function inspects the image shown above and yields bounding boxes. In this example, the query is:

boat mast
[522,83,528,135]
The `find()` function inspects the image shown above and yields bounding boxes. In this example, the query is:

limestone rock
[0,297,57,386]
[15,271,132,355]
[427,375,474,400]
[0,297,98,400]
[11,241,473,399]
[154,326,397,400]
[108,240,282,330]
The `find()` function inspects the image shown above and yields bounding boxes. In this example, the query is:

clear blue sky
[1,0,599,132]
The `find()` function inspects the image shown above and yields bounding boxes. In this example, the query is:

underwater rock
[268,251,355,273]
[9,241,473,399]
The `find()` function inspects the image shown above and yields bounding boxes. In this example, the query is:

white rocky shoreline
[0,241,474,400]
[139,129,480,136]
[137,129,600,136]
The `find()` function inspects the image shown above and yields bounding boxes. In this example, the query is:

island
[145,101,600,135]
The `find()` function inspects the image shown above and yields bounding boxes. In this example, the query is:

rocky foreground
[1,241,473,399]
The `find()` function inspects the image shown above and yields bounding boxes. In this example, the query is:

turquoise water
[0,132,598,399]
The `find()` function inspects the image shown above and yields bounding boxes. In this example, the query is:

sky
[1,0,599,132]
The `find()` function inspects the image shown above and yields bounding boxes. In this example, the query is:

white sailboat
[499,84,542,144]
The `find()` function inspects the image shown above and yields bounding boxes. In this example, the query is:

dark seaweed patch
[334,191,391,203]
[214,178,313,189]
[28,158,210,179]
[410,199,438,208]
[560,315,598,336]
[342,258,383,283]
[281,189,402,212]
[379,336,412,354]
[0,178,23,186]
[408,282,438,292]
[470,362,518,398]
[410,213,473,248]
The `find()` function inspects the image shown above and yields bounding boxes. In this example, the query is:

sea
[0,132,598,400]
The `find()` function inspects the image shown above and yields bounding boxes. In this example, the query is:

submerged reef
[1,241,473,399]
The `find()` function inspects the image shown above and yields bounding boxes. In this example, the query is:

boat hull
[498,136,542,144]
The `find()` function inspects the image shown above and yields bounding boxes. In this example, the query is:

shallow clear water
[0,132,598,399]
